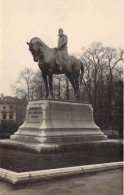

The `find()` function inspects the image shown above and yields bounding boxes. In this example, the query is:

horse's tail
[80,60,84,84]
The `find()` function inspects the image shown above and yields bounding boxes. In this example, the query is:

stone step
[10,134,107,143]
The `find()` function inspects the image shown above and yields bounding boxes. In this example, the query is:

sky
[0,0,123,96]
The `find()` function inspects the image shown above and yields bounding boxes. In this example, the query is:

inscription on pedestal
[27,107,43,123]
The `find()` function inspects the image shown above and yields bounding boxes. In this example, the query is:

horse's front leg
[42,73,49,98]
[48,75,54,98]
[74,74,80,100]
[66,72,76,97]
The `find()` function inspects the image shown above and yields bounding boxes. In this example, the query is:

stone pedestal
[10,100,107,143]
[0,100,108,153]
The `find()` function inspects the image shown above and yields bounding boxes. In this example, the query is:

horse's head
[27,38,41,62]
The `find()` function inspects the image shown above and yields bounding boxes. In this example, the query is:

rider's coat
[56,34,69,65]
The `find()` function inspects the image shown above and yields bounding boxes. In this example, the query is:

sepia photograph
[0,0,123,194]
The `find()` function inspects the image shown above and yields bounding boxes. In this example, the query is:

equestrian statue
[27,28,84,99]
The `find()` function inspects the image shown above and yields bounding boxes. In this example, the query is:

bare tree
[31,71,45,99]
[80,42,123,130]
[81,42,108,109]
[104,48,124,113]
[14,68,35,100]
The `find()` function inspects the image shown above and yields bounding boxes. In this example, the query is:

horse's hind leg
[66,73,76,95]
[74,74,80,99]
[42,73,49,98]
[49,75,54,98]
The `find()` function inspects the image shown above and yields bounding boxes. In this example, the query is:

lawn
[0,146,122,172]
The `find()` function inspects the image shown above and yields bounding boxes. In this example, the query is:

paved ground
[0,169,123,195]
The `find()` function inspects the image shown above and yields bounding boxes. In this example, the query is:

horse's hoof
[45,94,49,99]
[76,96,79,100]
[50,94,54,98]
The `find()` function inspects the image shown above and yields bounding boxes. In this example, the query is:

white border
[0,161,123,185]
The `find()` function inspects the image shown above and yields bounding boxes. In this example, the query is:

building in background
[0,93,4,100]
[0,103,16,124]
[0,95,28,137]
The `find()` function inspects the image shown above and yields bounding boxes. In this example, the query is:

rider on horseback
[54,28,69,71]
[27,36,84,99]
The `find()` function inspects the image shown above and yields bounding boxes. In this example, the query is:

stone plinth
[10,100,107,144]
[0,100,108,153]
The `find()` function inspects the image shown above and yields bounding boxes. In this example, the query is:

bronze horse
[27,37,84,99]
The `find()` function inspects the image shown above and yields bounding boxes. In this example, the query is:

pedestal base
[0,100,108,153]
[0,139,121,153]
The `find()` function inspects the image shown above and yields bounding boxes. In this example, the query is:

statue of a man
[55,28,69,70]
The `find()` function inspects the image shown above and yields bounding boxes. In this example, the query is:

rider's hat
[58,28,63,36]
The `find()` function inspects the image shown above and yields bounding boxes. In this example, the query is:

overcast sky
[0,0,123,96]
